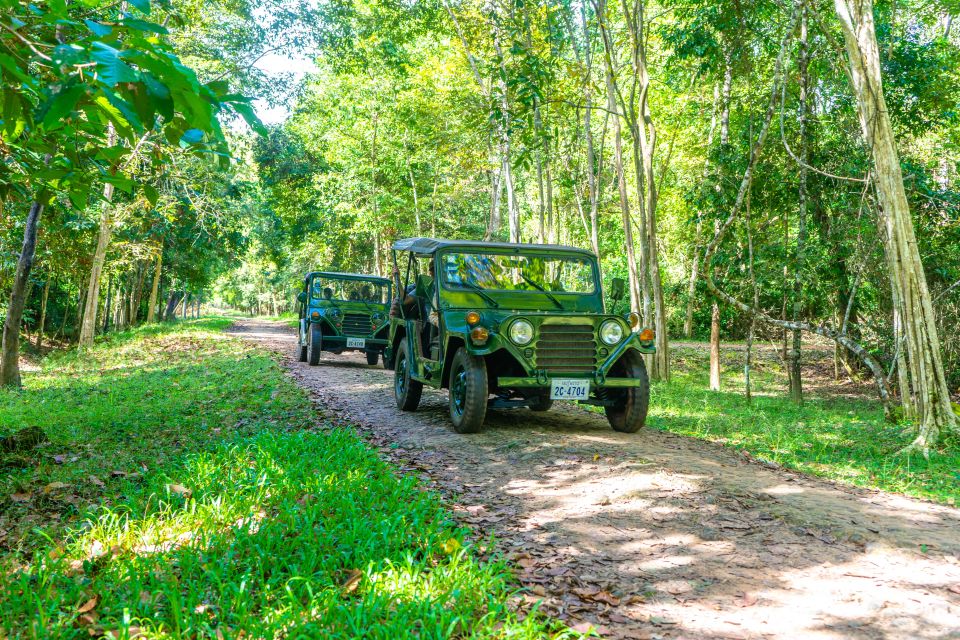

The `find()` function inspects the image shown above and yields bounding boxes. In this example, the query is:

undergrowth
[0,318,574,639]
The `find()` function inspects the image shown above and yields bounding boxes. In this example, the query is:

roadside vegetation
[650,344,959,505]
[0,320,573,639]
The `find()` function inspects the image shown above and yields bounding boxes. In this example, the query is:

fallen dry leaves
[341,569,363,594]
[77,595,99,614]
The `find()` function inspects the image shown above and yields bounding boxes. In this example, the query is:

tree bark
[36,276,51,351]
[1,201,44,387]
[684,84,721,338]
[834,0,958,451]
[146,248,162,323]
[79,123,118,347]
[788,6,809,405]
[709,302,721,391]
[601,47,641,314]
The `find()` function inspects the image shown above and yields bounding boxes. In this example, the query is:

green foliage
[651,345,959,504]
[0,319,574,638]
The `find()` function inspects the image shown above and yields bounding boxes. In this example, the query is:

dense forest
[2,0,959,452]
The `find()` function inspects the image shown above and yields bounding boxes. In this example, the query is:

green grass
[262,311,298,328]
[649,345,960,505]
[0,319,575,639]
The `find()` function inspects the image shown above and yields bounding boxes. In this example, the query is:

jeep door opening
[297,271,392,366]
[385,238,655,434]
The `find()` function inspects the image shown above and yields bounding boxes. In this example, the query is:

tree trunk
[79,123,118,347]
[602,58,641,313]
[102,276,112,334]
[146,248,162,323]
[408,163,422,233]
[36,276,51,351]
[684,84,722,338]
[709,302,721,391]
[788,7,809,405]
[1,202,44,387]
[834,0,958,451]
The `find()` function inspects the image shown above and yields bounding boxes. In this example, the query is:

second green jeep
[297,271,392,366]
[386,238,655,434]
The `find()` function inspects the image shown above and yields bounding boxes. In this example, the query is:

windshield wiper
[520,273,563,309]
[458,281,499,308]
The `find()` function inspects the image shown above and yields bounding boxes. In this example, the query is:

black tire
[298,342,307,362]
[448,347,488,434]
[366,351,379,366]
[308,324,323,366]
[528,393,553,412]
[605,352,649,433]
[394,341,423,411]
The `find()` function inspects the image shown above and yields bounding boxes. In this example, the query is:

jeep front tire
[394,341,422,411]
[366,350,379,366]
[448,347,488,433]
[308,324,323,366]
[605,351,649,433]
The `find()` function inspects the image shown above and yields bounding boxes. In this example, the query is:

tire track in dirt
[231,319,960,640]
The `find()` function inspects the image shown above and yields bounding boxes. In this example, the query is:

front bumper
[497,375,643,388]
[321,335,389,351]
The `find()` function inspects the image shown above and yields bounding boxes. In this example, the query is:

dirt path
[230,319,960,640]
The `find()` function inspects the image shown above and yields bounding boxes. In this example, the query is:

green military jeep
[385,238,655,434]
[297,271,392,366]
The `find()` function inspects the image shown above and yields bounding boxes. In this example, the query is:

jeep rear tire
[366,350,379,366]
[297,341,308,362]
[308,324,323,366]
[448,347,487,434]
[394,341,422,411]
[605,352,649,433]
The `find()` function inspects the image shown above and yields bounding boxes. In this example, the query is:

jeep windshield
[310,277,389,304]
[438,252,597,295]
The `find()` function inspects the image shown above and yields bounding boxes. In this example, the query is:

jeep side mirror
[297,291,307,304]
[610,277,625,301]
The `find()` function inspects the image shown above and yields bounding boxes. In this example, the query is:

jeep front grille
[342,313,371,337]
[535,324,596,374]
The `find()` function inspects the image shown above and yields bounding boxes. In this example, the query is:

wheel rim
[451,364,467,417]
[396,354,407,397]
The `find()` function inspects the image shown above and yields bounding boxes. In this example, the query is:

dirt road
[230,319,960,640]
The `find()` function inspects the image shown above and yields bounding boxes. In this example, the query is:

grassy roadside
[0,319,574,639]
[649,345,959,505]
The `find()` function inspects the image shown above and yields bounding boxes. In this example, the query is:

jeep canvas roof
[391,237,596,257]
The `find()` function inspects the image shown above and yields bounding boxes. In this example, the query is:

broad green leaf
[126,0,150,14]
[142,183,159,206]
[39,84,86,129]
[180,128,203,144]
[121,18,167,34]
[231,101,266,136]
[103,90,144,133]
[91,42,138,87]
[92,95,134,139]
[84,19,112,37]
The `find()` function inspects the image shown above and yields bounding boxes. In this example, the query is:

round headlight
[509,319,534,345]
[372,312,385,322]
[600,320,625,345]
[329,308,342,318]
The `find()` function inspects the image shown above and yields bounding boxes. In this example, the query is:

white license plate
[346,337,366,348]
[550,378,590,400]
